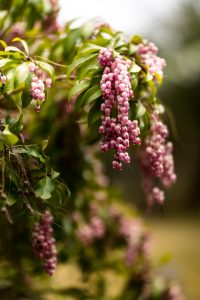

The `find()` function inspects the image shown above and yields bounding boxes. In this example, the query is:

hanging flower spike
[138,111,176,206]
[29,62,50,112]
[137,42,166,79]
[32,210,57,276]
[98,48,141,171]
[46,78,52,88]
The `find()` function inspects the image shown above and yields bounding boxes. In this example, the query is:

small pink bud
[1,75,6,84]
[32,76,38,82]
[37,81,44,91]
[35,104,40,113]
[46,78,52,88]
[38,92,45,101]
[29,62,36,73]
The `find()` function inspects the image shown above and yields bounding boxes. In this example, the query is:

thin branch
[55,74,67,81]
[34,56,68,68]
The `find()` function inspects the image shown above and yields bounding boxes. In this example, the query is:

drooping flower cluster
[7,22,25,42]
[165,283,185,300]
[29,62,52,112]
[32,210,57,276]
[137,42,166,78]
[98,48,141,170]
[75,197,150,267]
[0,73,6,84]
[76,215,105,246]
[138,111,176,206]
[119,217,150,266]
[44,0,62,33]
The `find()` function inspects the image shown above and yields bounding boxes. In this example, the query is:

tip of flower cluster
[36,104,40,113]
[0,74,7,84]
[32,210,57,276]
[29,62,36,73]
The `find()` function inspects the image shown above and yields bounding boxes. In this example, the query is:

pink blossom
[98,48,140,170]
[32,210,57,276]
[137,42,166,79]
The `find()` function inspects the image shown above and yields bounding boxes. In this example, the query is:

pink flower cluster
[76,216,105,246]
[137,42,166,78]
[142,113,169,177]
[75,196,150,267]
[119,217,149,266]
[0,73,6,84]
[29,62,52,112]
[166,284,185,300]
[138,112,176,206]
[32,210,57,276]
[98,48,141,171]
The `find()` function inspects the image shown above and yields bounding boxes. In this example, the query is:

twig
[34,55,68,68]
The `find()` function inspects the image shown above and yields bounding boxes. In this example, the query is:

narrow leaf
[12,37,29,56]
[81,85,102,107]
[68,80,90,101]
[0,58,13,68]
[5,46,25,56]
[21,74,32,108]
[67,53,98,75]
[15,62,29,85]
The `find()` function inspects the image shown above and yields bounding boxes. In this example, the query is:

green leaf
[88,99,101,127]
[0,51,22,58]
[79,43,103,55]
[6,193,17,206]
[15,62,29,85]
[74,92,84,112]
[0,125,18,145]
[51,168,60,179]
[5,46,26,56]
[4,68,15,92]
[36,60,55,78]
[0,58,13,68]
[129,63,141,73]
[135,102,146,118]
[77,57,100,80]
[67,53,98,75]
[21,74,32,108]
[131,76,138,90]
[35,176,55,200]
[41,139,48,150]
[81,85,102,107]
[18,145,46,163]
[11,105,23,134]
[154,72,163,85]
[0,39,7,49]
[68,80,90,101]
[131,35,143,44]
[12,37,29,56]
[142,72,153,83]
[129,43,138,55]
